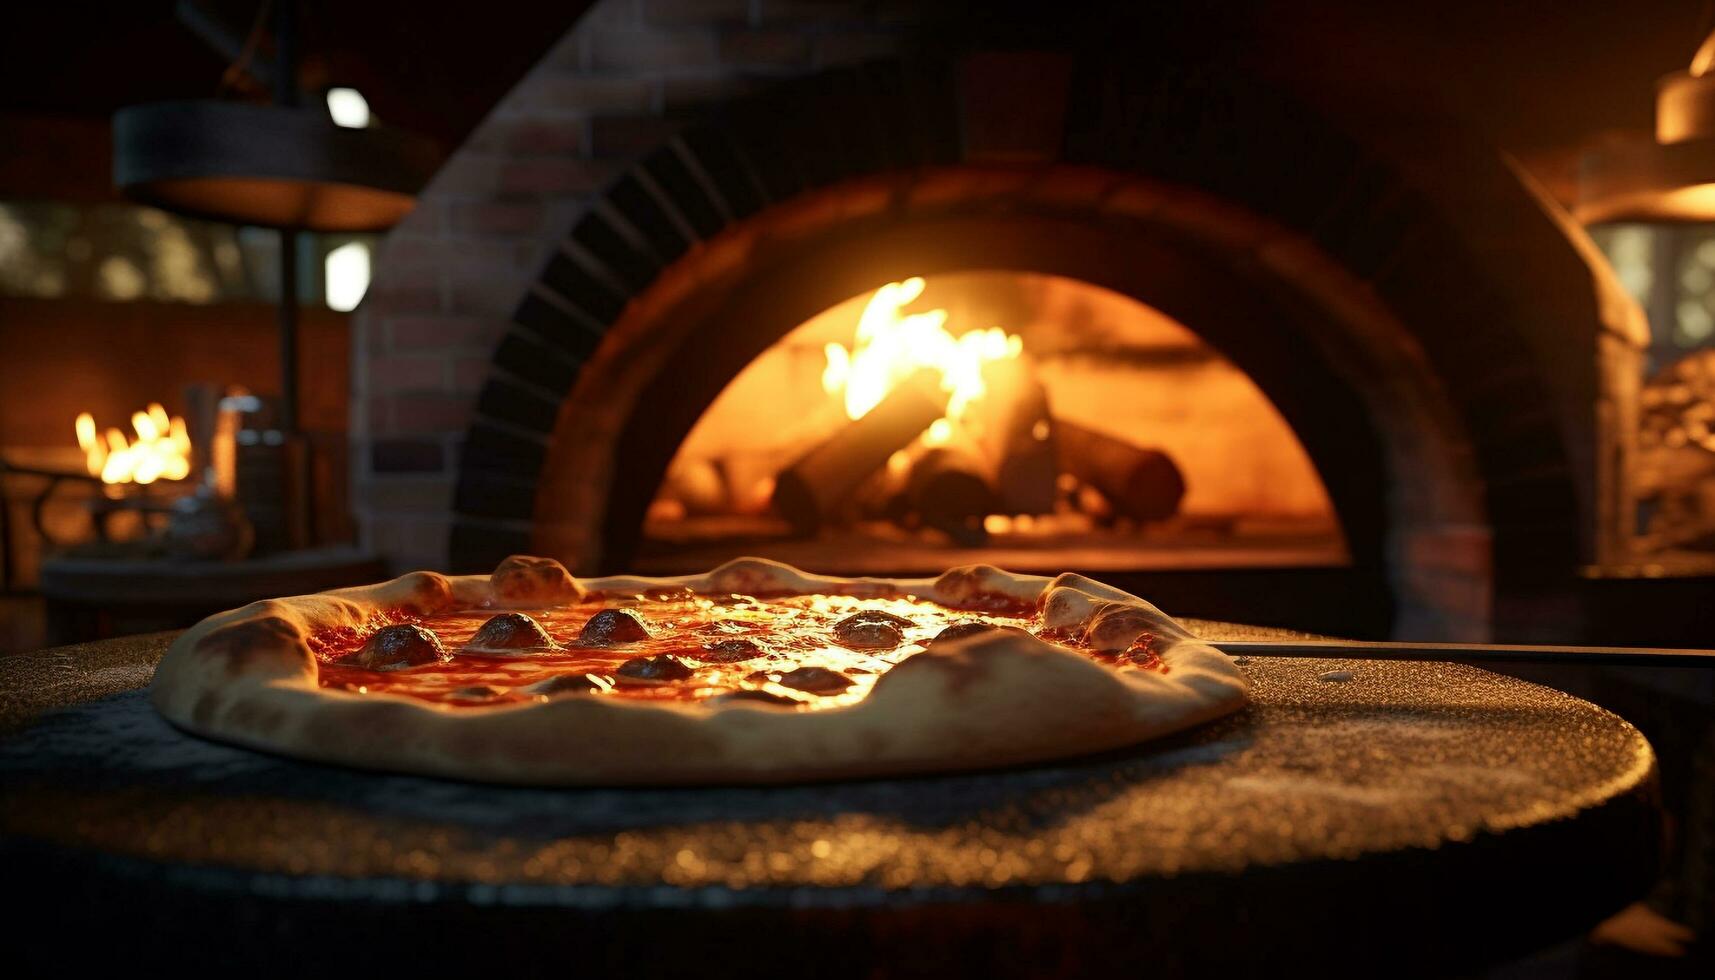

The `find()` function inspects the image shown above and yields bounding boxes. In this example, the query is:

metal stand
[274,0,312,549]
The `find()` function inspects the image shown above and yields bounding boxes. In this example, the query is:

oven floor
[636,517,1349,577]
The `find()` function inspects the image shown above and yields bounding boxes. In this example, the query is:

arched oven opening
[509,169,1488,640]
[642,271,1346,582]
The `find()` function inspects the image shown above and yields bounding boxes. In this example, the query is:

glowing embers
[74,402,192,485]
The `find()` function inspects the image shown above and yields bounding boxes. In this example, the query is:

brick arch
[443,57,1639,640]
[518,170,1479,638]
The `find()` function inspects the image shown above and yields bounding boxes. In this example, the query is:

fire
[75,402,193,485]
[821,277,1023,426]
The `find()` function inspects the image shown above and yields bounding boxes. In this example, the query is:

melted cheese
[312,590,1155,710]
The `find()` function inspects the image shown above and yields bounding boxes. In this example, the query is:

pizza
[150,556,1248,785]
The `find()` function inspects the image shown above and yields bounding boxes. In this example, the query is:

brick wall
[352,0,924,573]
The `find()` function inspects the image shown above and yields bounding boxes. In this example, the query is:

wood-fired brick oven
[351,2,1646,644]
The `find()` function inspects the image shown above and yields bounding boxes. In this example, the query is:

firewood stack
[769,356,1185,542]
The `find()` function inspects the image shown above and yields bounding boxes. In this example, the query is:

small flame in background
[820,278,1023,444]
[75,403,192,485]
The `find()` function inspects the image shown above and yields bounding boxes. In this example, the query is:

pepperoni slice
[690,638,764,664]
[580,609,651,645]
[468,612,554,652]
[526,673,603,696]
[616,654,694,683]
[778,666,854,695]
[352,624,447,671]
[832,610,914,650]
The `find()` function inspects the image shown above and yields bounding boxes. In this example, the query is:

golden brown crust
[150,556,1249,786]
[490,554,585,607]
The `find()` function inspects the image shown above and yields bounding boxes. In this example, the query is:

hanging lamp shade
[113,100,440,232]
[1577,32,1715,224]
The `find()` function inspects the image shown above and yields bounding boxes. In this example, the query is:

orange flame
[75,402,193,485]
[821,278,1023,434]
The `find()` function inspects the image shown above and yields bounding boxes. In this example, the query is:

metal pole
[273,0,298,108]
[1211,639,1715,669]
[278,230,298,436]
[275,0,299,437]
[274,0,310,547]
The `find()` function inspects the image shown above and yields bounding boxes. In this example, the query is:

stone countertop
[0,623,1661,978]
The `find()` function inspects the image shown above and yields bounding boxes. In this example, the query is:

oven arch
[443,58,1636,640]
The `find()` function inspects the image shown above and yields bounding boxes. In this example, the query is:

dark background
[0,0,1710,204]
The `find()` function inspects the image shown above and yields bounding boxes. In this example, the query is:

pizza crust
[150,557,1248,785]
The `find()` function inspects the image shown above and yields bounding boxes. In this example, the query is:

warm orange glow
[75,402,193,485]
[924,418,954,446]
[821,278,1023,429]
[74,413,97,464]
[655,270,1345,545]
[1692,31,1715,77]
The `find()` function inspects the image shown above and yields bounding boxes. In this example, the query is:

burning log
[965,354,1057,515]
[906,443,1001,545]
[843,447,914,523]
[662,457,728,515]
[1074,481,1116,524]
[772,371,950,533]
[1054,419,1185,522]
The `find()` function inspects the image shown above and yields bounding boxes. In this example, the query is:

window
[1591,224,1715,371]
[1593,224,1715,563]
[0,199,374,309]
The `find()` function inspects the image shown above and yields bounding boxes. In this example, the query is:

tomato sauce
[311,588,1161,710]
